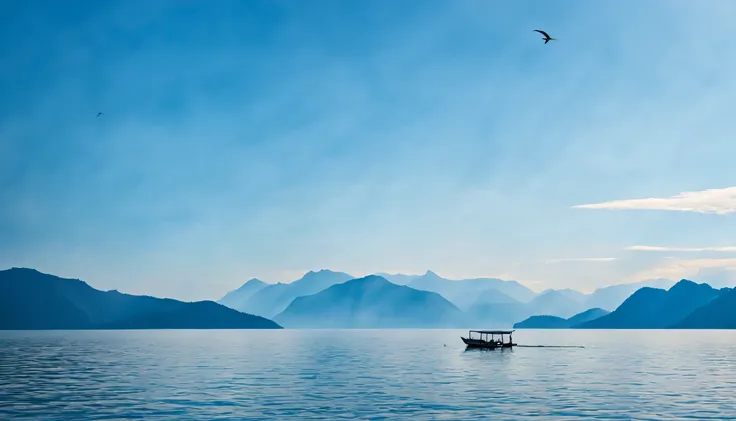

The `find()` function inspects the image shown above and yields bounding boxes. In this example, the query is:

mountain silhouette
[577,280,722,329]
[470,288,520,306]
[374,272,419,285]
[541,288,588,304]
[582,278,674,311]
[274,275,465,328]
[218,278,267,310]
[465,301,529,328]
[566,308,610,326]
[673,287,736,329]
[239,269,354,318]
[464,289,591,327]
[514,308,610,328]
[0,268,281,329]
[408,270,536,308]
[526,290,586,319]
[513,315,568,329]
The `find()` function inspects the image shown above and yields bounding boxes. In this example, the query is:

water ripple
[0,330,735,420]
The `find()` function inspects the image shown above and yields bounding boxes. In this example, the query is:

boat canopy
[469,330,514,335]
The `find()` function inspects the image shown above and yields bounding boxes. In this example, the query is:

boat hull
[461,337,516,349]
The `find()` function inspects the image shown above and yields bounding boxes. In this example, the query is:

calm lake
[1,330,734,420]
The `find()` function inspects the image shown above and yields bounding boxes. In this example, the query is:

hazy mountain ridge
[463,291,588,328]
[578,280,725,329]
[407,270,537,307]
[527,290,586,319]
[218,278,267,310]
[374,273,419,285]
[541,288,588,304]
[0,268,281,330]
[226,270,354,318]
[274,275,465,328]
[514,308,610,329]
[384,271,675,313]
[582,278,675,311]
[221,269,684,328]
[218,269,680,328]
[6,267,733,330]
[567,308,611,326]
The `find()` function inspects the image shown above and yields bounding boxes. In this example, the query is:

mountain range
[380,271,673,314]
[3,266,734,330]
[218,278,267,310]
[578,280,727,329]
[674,287,736,329]
[406,270,537,307]
[374,273,419,285]
[461,289,587,328]
[220,270,354,318]
[514,308,610,329]
[274,275,465,328]
[514,280,735,330]
[0,268,281,330]
[216,270,688,328]
[581,278,675,311]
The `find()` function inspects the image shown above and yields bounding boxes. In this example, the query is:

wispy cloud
[573,187,736,214]
[544,257,618,264]
[626,245,736,252]
[628,257,736,282]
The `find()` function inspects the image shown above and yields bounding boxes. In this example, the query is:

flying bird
[96,112,104,118]
[534,29,556,44]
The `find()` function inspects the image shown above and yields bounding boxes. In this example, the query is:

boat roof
[470,330,514,334]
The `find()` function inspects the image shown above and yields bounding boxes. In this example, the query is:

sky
[2,0,736,301]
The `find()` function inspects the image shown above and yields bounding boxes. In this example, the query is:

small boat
[461,330,516,349]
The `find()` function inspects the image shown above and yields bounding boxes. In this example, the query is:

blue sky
[2,0,736,300]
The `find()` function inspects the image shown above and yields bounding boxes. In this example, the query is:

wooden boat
[461,330,516,349]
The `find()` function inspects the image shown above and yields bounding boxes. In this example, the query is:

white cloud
[544,257,618,264]
[573,187,736,214]
[628,257,736,282]
[625,245,736,252]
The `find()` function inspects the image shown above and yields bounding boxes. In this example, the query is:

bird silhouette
[96,112,104,118]
[534,29,556,44]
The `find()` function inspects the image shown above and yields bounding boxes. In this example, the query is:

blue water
[0,330,734,420]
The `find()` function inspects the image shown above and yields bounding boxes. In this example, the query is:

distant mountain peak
[353,275,391,285]
[5,267,48,277]
[300,269,346,280]
[217,277,270,311]
[297,269,352,282]
[668,279,715,295]
[579,279,721,329]
[236,269,354,318]
[2,267,87,286]
[423,270,441,278]
[235,278,264,290]
[670,279,698,289]
[274,274,463,328]
[9,267,40,272]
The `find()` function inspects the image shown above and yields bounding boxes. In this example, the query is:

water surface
[1,329,734,420]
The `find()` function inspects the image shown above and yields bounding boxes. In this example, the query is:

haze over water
[1,330,734,420]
